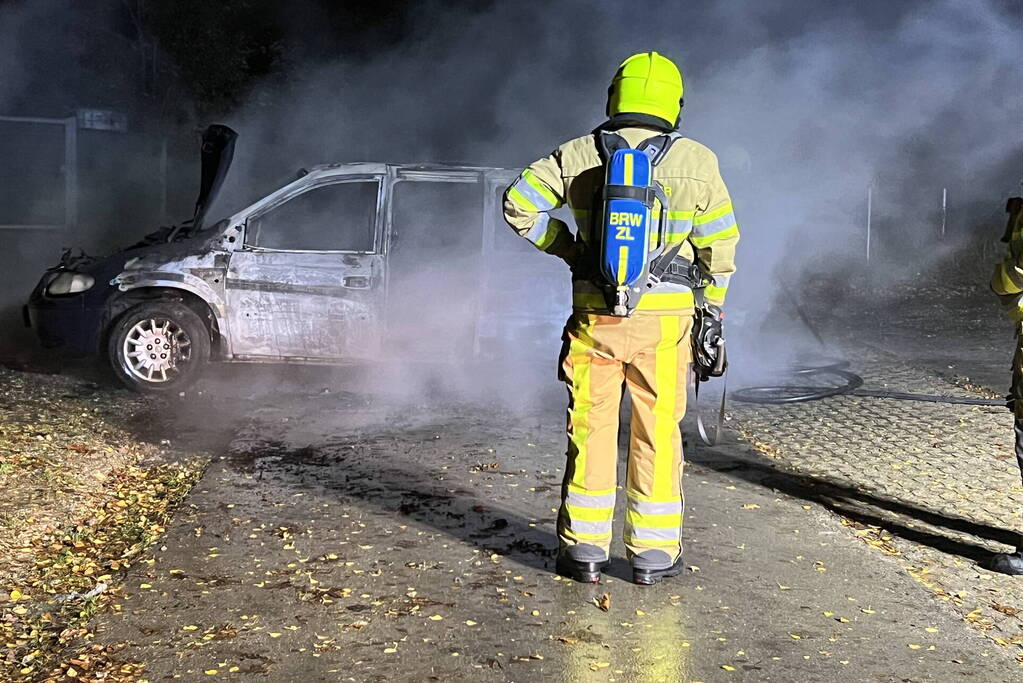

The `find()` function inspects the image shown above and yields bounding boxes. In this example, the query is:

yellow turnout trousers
[557,312,694,561]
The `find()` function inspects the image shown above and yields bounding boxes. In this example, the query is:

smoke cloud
[3,0,1023,397]
[214,0,1023,390]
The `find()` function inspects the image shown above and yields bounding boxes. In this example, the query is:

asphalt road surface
[78,360,1020,682]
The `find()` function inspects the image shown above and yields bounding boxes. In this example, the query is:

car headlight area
[46,272,96,296]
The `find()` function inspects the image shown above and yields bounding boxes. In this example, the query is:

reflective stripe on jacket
[503,126,739,314]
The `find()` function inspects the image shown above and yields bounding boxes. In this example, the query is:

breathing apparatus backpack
[593,130,690,316]
[590,130,728,384]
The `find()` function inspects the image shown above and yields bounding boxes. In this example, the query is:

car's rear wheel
[107,301,211,393]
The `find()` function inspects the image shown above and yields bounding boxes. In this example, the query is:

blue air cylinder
[599,149,655,315]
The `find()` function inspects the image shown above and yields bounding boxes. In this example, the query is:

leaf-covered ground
[0,367,207,681]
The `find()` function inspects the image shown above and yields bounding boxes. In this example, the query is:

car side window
[248,180,378,251]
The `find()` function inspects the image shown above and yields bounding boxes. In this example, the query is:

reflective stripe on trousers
[557,313,693,560]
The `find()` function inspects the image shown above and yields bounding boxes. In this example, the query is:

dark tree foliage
[132,0,491,115]
[0,0,493,119]
[134,0,287,115]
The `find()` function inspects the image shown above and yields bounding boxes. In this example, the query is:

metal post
[159,137,168,225]
[64,116,78,233]
[866,184,872,261]
[940,187,947,240]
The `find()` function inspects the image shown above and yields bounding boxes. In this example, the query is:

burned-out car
[26,125,567,392]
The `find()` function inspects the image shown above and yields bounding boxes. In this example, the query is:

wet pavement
[86,365,1019,682]
[711,279,1023,669]
[731,351,1023,657]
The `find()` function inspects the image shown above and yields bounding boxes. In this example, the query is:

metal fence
[0,115,77,231]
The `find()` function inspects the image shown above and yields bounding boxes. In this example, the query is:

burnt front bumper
[25,275,107,354]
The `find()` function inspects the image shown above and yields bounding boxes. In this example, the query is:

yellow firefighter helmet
[607,51,684,126]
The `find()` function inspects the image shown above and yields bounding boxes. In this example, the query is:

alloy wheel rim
[121,317,192,383]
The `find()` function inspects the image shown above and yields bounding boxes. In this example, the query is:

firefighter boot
[989,549,1023,575]
[631,549,685,585]
[556,544,610,583]
[989,419,1023,574]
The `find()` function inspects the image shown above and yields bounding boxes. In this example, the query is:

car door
[225,175,384,360]
[386,170,483,361]
[478,172,570,359]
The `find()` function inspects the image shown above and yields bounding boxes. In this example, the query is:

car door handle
[343,276,370,289]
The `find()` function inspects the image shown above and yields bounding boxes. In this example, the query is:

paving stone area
[728,346,1023,661]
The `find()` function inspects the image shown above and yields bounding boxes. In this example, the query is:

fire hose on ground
[729,359,1004,407]
[692,303,1005,447]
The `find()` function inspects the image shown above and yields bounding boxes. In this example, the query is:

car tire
[107,301,211,393]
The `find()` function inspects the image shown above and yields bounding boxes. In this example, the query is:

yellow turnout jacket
[992,198,1023,323]
[503,125,739,314]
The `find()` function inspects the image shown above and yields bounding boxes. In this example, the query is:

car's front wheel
[107,301,211,392]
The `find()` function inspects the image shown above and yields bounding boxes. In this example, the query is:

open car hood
[120,124,237,249]
[193,124,238,230]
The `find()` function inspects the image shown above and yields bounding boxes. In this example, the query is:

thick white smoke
[211,0,1023,392]
[5,0,1023,395]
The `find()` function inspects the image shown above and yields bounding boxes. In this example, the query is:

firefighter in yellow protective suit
[503,52,739,585]
[990,196,1023,575]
